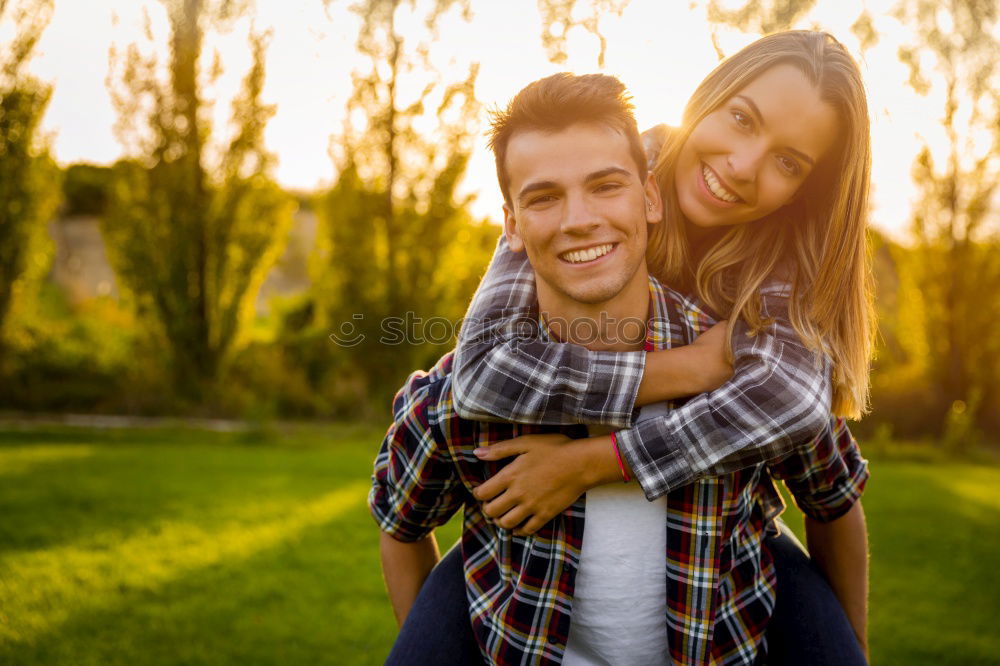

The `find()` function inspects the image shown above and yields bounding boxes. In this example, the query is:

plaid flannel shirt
[370,276,869,665]
[453,236,838,500]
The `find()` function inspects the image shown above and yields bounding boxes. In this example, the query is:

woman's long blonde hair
[647,31,875,419]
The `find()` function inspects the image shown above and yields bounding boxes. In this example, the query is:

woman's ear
[503,204,525,252]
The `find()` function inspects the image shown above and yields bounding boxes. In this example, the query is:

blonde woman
[389,32,873,665]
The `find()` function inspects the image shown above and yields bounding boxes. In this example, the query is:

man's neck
[537,269,650,352]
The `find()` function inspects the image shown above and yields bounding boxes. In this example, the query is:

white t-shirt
[562,403,670,666]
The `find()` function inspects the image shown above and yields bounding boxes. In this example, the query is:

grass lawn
[0,424,997,665]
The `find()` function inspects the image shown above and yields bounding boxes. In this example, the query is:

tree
[0,0,60,355]
[894,0,999,440]
[104,0,294,400]
[311,0,491,407]
[701,0,817,58]
[536,0,630,67]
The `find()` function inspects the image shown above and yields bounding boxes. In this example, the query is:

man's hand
[472,433,606,536]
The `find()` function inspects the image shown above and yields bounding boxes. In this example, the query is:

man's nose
[560,193,601,235]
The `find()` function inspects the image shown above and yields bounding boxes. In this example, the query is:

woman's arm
[453,235,642,426]
[616,285,833,499]
[453,236,730,427]
[456,240,833,500]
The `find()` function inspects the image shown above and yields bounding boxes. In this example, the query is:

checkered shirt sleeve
[368,360,469,542]
[769,416,870,522]
[453,235,645,428]
[617,286,834,499]
[453,236,836,502]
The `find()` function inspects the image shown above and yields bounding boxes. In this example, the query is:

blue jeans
[384,541,483,666]
[764,526,868,665]
[385,528,867,665]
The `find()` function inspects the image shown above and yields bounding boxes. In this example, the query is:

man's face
[502,122,662,310]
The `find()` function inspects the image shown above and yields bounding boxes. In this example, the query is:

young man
[369,73,868,665]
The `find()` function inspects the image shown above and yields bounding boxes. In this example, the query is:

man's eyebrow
[585,166,632,182]
[735,94,816,167]
[517,180,558,202]
[516,167,633,203]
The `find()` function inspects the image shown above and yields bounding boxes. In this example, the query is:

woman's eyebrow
[736,93,816,166]
[736,94,766,128]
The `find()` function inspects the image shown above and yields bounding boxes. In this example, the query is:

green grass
[0,425,997,665]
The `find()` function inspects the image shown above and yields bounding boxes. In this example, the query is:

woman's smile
[699,162,744,207]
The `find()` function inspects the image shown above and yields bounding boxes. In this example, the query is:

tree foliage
[104,0,294,399]
[309,0,493,406]
[705,0,817,34]
[701,0,817,58]
[893,0,1000,439]
[0,0,60,352]
[536,0,629,67]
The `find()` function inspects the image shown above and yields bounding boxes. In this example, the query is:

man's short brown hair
[488,73,648,207]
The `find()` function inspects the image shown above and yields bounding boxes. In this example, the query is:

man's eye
[527,194,557,207]
[732,109,753,130]
[594,182,623,193]
[777,155,801,176]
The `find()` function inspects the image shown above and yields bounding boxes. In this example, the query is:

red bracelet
[610,432,630,483]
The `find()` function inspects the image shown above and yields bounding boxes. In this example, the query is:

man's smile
[559,242,619,265]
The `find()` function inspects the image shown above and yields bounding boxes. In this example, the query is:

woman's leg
[764,524,868,665]
[384,540,482,666]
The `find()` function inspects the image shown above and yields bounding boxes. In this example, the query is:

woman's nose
[727,143,766,183]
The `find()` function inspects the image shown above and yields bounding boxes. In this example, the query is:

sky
[17,0,954,240]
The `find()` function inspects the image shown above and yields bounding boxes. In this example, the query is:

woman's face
[674,63,839,230]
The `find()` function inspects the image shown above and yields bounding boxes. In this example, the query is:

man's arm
[379,531,441,627]
[805,501,869,656]
[769,419,870,655]
[368,359,468,622]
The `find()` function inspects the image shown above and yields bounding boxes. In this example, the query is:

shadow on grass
[0,427,382,555]
[0,489,396,666]
[5,428,996,666]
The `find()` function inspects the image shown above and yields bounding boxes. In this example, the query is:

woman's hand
[635,319,733,405]
[472,433,609,536]
[688,319,733,393]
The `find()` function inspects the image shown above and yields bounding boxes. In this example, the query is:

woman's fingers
[474,433,572,460]
[472,472,508,501]
[482,490,519,519]
[473,441,518,460]
[496,505,531,531]
[514,514,548,537]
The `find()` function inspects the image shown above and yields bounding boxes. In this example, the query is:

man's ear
[643,172,663,225]
[503,203,526,252]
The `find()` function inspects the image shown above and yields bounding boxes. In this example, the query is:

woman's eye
[732,109,753,129]
[594,182,623,194]
[777,155,801,176]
